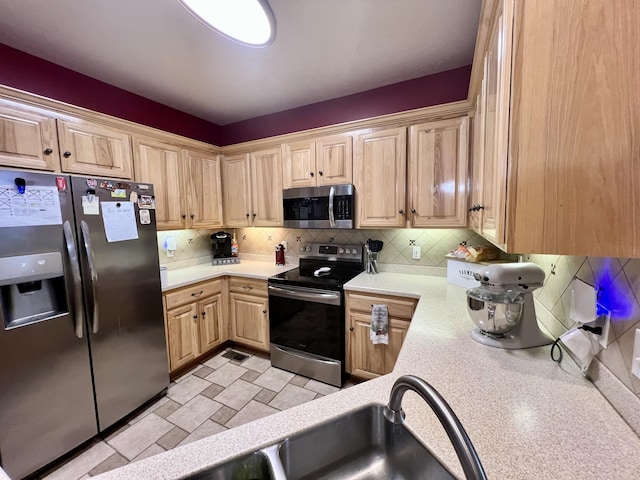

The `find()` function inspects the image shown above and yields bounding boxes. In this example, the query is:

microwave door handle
[329,185,336,228]
[63,220,84,339]
[80,220,99,334]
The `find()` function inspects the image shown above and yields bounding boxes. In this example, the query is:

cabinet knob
[477,205,485,210]
[262,310,267,314]
[350,327,354,331]
[201,311,206,316]
[190,213,195,219]
[310,171,314,177]
[411,209,416,214]
[192,315,198,320]
[191,290,203,297]
[252,213,257,218]
[43,148,53,155]
[318,171,323,176]
[468,205,475,212]
[63,151,72,158]
[399,209,404,214]
[246,213,250,218]
[182,214,186,219]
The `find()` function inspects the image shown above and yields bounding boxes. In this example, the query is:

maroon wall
[220,65,471,145]
[0,43,225,145]
[1,43,471,147]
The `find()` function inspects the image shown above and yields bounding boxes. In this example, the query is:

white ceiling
[0,0,481,125]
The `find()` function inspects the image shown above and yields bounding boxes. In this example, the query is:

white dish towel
[370,304,389,345]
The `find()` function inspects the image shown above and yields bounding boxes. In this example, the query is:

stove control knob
[345,249,351,254]
[339,248,344,254]
[352,249,359,255]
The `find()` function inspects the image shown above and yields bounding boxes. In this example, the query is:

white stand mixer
[467,262,553,349]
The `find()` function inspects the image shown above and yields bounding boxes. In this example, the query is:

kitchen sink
[185,405,454,480]
[278,404,455,480]
[185,450,274,480]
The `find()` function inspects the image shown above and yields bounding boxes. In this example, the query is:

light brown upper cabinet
[408,117,469,227]
[222,148,283,227]
[354,127,407,228]
[57,119,133,179]
[470,0,639,257]
[282,134,353,189]
[0,104,60,171]
[182,149,224,229]
[133,137,185,230]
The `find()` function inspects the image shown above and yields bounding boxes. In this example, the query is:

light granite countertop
[83,272,640,479]
[161,260,297,291]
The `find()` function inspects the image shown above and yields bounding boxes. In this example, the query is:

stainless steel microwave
[283,184,354,229]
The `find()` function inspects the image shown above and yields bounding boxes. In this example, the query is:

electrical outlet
[412,246,421,259]
[632,329,640,379]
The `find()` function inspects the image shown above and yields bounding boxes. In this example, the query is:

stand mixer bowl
[467,288,524,335]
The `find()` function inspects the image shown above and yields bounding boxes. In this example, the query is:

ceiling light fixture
[178,0,276,47]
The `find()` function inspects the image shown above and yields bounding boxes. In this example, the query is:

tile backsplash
[157,229,216,269]
[528,254,640,433]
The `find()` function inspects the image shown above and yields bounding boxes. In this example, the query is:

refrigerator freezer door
[70,176,169,431]
[0,170,96,479]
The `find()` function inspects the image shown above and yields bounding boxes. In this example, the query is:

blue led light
[594,259,634,319]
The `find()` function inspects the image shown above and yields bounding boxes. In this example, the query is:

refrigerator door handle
[63,220,84,339]
[80,220,100,334]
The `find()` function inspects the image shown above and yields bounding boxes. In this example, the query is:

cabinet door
[229,293,269,352]
[58,120,133,179]
[133,137,185,230]
[184,149,224,229]
[166,303,200,372]
[198,294,225,354]
[469,89,485,233]
[282,140,316,189]
[315,133,353,186]
[348,313,408,379]
[479,6,510,247]
[409,117,469,227]
[0,104,60,171]
[222,153,252,227]
[251,147,283,226]
[354,127,407,227]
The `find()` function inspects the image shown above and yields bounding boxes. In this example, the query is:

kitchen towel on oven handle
[370,304,389,345]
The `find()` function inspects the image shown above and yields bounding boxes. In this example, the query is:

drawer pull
[243,285,253,291]
[191,290,204,297]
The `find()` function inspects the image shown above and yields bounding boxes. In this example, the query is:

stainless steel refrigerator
[0,169,169,479]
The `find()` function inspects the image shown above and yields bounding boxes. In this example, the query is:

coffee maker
[211,232,238,265]
[467,262,552,349]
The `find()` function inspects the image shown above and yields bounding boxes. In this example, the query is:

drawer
[346,292,417,320]
[229,277,268,297]
[165,279,223,310]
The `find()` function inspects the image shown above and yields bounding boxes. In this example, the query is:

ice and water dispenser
[0,252,69,329]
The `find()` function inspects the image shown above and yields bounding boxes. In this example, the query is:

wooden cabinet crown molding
[0,85,220,155]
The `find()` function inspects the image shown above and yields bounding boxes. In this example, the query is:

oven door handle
[272,345,339,366]
[268,285,341,306]
[328,185,336,228]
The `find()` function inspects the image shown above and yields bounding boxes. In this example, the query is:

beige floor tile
[253,367,295,392]
[167,395,223,432]
[241,354,271,373]
[289,375,309,387]
[131,443,165,463]
[193,366,215,378]
[269,384,317,410]
[43,441,115,480]
[87,452,128,477]
[174,364,202,382]
[304,379,340,395]
[254,388,277,405]
[107,413,174,461]
[202,351,231,369]
[200,383,225,399]
[214,379,261,411]
[167,376,211,405]
[241,369,261,383]
[153,398,181,419]
[210,405,237,425]
[204,362,248,387]
[128,396,169,425]
[156,427,189,450]
[178,420,227,447]
[226,400,279,428]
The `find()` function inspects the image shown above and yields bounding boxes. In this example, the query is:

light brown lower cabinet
[346,291,417,379]
[229,278,269,352]
[164,279,226,373]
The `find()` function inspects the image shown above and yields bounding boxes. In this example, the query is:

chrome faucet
[384,375,488,480]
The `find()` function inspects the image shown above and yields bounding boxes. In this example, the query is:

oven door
[268,284,343,360]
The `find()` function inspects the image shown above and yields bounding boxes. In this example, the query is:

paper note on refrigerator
[0,185,63,227]
[101,202,139,242]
